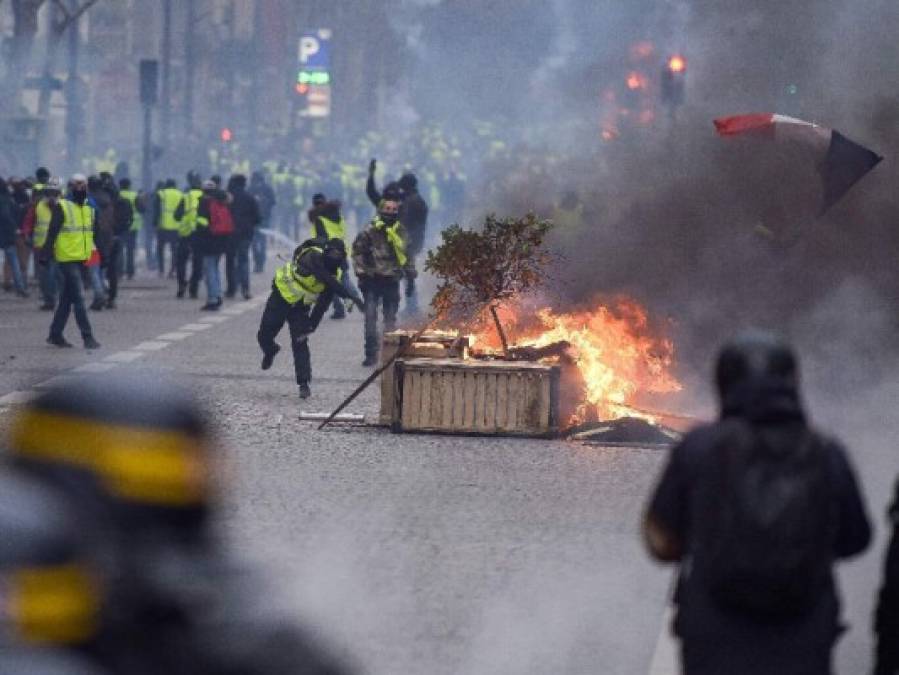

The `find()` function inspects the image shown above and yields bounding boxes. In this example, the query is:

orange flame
[470,299,682,425]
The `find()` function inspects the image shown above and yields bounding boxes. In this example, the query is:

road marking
[35,375,78,388]
[73,362,117,373]
[103,351,145,363]
[180,323,213,331]
[134,340,171,351]
[0,391,33,406]
[198,316,230,324]
[222,307,246,315]
[648,607,678,675]
[157,332,192,341]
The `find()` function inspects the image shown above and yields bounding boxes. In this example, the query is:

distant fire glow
[626,72,647,90]
[668,55,686,73]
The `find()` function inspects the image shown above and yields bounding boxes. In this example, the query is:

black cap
[312,193,326,206]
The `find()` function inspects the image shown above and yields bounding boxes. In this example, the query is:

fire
[469,299,681,426]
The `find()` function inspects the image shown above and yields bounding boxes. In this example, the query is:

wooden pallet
[378,331,468,425]
[392,358,560,438]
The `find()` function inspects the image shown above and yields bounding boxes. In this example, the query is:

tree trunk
[5,0,46,115]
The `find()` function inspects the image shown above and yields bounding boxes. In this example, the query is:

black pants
[105,237,122,303]
[361,277,399,358]
[257,289,313,385]
[124,230,137,278]
[176,235,203,296]
[157,229,179,276]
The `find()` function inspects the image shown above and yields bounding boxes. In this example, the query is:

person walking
[0,178,27,298]
[226,174,260,300]
[258,238,362,399]
[118,178,144,280]
[101,175,132,310]
[155,179,183,278]
[175,174,204,299]
[352,198,412,366]
[644,332,870,675]
[249,171,276,274]
[196,180,232,311]
[40,175,100,349]
[397,172,427,316]
[27,178,64,309]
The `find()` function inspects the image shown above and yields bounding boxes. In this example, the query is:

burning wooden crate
[378,331,469,425]
[391,358,560,438]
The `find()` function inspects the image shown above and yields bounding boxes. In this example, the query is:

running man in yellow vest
[40,174,100,350]
[155,178,184,279]
[257,238,363,399]
[310,195,359,320]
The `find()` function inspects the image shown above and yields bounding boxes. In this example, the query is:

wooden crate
[392,358,560,437]
[378,331,468,425]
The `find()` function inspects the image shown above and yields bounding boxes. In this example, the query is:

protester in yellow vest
[257,239,362,400]
[174,173,204,299]
[118,177,143,280]
[31,178,63,310]
[310,196,360,321]
[39,174,100,350]
[352,199,411,366]
[155,178,183,279]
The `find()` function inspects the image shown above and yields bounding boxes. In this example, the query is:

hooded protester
[196,179,232,311]
[225,174,261,300]
[397,172,427,316]
[644,332,871,675]
[258,238,363,399]
[249,171,276,274]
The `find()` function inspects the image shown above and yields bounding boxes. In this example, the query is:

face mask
[72,188,87,200]
[380,213,398,225]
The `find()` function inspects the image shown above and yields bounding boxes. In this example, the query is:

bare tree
[4,0,47,114]
[36,0,102,117]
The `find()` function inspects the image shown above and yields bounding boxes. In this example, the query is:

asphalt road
[0,259,893,674]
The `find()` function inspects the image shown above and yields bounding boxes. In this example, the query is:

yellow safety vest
[54,200,94,263]
[374,219,407,267]
[119,190,143,232]
[33,200,53,247]
[274,248,342,306]
[311,216,346,242]
[157,188,183,231]
[179,189,203,237]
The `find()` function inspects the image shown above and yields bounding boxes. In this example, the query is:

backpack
[208,200,234,236]
[697,421,834,618]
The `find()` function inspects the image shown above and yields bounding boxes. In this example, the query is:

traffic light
[661,55,686,106]
[220,127,233,143]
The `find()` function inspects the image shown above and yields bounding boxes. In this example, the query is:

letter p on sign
[299,37,320,64]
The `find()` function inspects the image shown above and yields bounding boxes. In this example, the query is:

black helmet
[715,331,800,418]
[8,372,215,537]
[0,471,103,648]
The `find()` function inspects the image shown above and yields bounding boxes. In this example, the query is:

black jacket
[229,187,261,241]
[647,379,871,675]
[0,193,18,248]
[399,189,428,256]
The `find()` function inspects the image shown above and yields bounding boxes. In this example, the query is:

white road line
[157,332,192,341]
[134,341,171,351]
[103,351,145,363]
[222,308,246,315]
[34,375,78,388]
[0,391,33,406]
[73,362,117,373]
[180,323,213,331]
[648,607,678,675]
[198,316,230,324]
